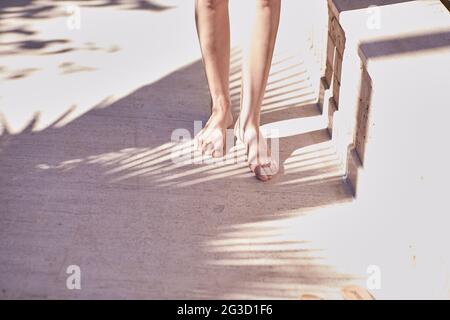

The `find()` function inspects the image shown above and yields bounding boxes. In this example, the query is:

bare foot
[299,294,323,300]
[234,118,278,182]
[194,101,233,158]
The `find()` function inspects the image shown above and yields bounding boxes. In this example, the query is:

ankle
[235,119,260,143]
[238,115,260,132]
[211,96,231,114]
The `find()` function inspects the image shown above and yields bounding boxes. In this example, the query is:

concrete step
[312,0,450,298]
[326,0,450,193]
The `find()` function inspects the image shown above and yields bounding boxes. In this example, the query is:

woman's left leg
[236,0,281,181]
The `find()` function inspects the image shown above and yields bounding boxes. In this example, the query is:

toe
[212,149,223,158]
[260,165,274,181]
[200,140,209,153]
[196,135,205,152]
[194,133,204,151]
[252,161,278,182]
[203,142,214,156]
[251,164,269,182]
[212,138,224,158]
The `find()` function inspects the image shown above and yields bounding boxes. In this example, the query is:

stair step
[318,0,450,196]
[311,0,450,298]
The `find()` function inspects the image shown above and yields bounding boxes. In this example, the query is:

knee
[197,0,228,10]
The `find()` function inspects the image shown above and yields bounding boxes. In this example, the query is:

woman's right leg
[194,0,233,158]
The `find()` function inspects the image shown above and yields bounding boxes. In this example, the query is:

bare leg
[194,0,233,158]
[235,0,281,181]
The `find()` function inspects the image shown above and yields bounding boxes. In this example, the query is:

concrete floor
[0,63,356,297]
[0,0,359,299]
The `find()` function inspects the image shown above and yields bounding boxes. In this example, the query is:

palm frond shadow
[0,49,353,299]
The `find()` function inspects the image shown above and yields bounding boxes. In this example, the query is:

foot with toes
[194,101,233,158]
[234,118,278,182]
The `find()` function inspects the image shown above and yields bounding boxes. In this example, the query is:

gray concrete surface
[0,54,354,299]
